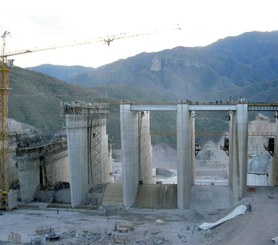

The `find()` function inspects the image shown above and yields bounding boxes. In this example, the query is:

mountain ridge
[28,31,278,102]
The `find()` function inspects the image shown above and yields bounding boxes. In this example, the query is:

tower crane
[0,25,181,209]
[0,31,10,209]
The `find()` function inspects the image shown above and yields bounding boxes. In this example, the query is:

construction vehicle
[0,25,181,209]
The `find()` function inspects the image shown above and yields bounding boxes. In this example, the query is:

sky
[1,0,278,68]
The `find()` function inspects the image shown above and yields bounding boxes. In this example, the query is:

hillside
[28,64,95,83]
[9,67,107,134]
[29,31,278,103]
[8,67,175,149]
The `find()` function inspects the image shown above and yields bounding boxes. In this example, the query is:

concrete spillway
[12,101,277,211]
[120,102,251,209]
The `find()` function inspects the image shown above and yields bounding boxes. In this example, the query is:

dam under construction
[5,100,278,211]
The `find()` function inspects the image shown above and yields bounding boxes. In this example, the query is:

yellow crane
[0,25,181,209]
[0,31,10,209]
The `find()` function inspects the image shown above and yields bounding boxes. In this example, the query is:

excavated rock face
[9,118,39,135]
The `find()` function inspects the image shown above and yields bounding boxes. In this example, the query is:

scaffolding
[63,101,109,187]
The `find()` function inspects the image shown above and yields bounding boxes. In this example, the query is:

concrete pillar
[177,104,193,209]
[191,111,195,186]
[228,104,248,201]
[229,111,239,202]
[66,114,89,208]
[138,111,153,184]
[236,103,248,199]
[271,111,278,185]
[99,123,112,184]
[120,104,139,208]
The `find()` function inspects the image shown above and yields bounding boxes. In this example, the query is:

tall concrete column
[271,111,278,185]
[66,114,89,207]
[191,111,196,186]
[99,123,113,184]
[120,104,139,208]
[236,103,248,199]
[177,104,193,209]
[229,111,239,202]
[138,111,153,184]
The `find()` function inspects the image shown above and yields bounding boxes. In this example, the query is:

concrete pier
[138,111,153,184]
[16,138,68,202]
[229,111,238,201]
[17,158,40,202]
[120,104,139,208]
[120,104,154,208]
[236,104,248,198]
[176,104,193,209]
[271,111,278,185]
[64,101,112,207]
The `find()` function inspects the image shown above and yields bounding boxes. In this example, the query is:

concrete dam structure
[120,101,278,209]
[16,136,68,203]
[9,100,277,211]
[13,101,113,208]
[64,101,113,207]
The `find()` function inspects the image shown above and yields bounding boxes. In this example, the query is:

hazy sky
[1,0,278,68]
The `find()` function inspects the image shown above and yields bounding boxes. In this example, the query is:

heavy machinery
[0,26,181,209]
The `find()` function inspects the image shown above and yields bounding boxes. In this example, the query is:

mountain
[28,64,95,83]
[9,67,105,134]
[28,31,278,103]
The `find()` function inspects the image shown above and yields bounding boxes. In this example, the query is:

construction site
[1,32,278,244]
[0,96,278,244]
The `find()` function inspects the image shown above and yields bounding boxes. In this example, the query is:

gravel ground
[1,186,278,244]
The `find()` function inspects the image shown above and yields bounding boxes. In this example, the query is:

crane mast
[0,31,10,209]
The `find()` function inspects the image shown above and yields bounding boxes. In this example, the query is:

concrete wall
[247,174,269,186]
[8,135,19,187]
[17,142,68,203]
[17,158,40,202]
[45,151,69,185]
